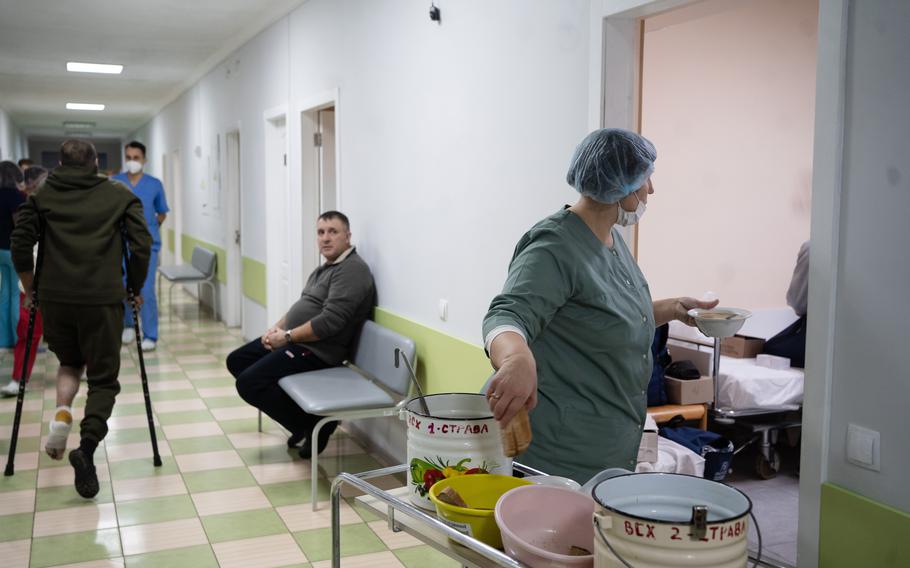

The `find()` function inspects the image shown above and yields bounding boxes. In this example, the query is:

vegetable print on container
[410,456,496,498]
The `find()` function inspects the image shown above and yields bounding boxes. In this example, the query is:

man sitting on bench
[226,211,376,458]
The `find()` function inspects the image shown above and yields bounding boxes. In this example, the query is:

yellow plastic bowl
[428,474,533,549]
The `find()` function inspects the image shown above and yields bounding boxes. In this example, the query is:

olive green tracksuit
[11,165,151,444]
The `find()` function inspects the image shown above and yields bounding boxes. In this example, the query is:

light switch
[438,299,448,322]
[846,423,880,471]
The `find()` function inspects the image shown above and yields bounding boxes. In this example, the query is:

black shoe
[298,423,338,459]
[69,449,99,498]
[287,431,307,448]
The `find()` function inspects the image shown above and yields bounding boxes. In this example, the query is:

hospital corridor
[0,1,908,567]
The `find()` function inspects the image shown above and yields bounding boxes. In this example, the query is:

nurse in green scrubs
[483,128,717,483]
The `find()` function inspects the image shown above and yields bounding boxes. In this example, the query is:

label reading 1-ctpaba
[407,415,490,436]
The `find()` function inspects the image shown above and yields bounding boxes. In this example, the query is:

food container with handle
[590,469,753,567]
[401,393,512,510]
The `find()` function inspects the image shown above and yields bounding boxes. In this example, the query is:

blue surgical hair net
[565,128,657,204]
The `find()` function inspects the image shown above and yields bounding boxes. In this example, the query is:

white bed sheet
[717,356,804,410]
[636,436,705,477]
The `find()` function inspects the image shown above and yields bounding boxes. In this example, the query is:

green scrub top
[483,208,656,483]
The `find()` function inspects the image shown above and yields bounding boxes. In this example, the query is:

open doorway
[264,108,290,325]
[224,130,243,328]
[596,1,818,566]
[298,94,339,286]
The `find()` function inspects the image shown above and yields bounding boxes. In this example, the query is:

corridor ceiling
[0,0,305,138]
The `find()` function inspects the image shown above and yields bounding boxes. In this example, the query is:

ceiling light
[66,61,123,74]
[63,121,96,129]
[65,131,93,138]
[66,102,105,111]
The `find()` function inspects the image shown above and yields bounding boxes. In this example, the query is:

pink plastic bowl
[494,484,595,567]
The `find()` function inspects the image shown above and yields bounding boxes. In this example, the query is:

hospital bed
[668,309,804,478]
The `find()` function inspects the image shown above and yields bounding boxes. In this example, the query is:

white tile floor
[729,452,800,567]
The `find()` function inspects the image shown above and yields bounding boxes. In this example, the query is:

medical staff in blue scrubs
[112,141,169,351]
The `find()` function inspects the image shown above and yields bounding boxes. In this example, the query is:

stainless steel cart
[330,462,546,567]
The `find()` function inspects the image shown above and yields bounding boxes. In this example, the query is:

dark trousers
[226,339,332,437]
[763,315,807,368]
[40,301,123,444]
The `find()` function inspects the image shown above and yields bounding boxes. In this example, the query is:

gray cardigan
[284,247,376,365]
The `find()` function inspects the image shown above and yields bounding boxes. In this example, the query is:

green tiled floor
[0,289,457,568]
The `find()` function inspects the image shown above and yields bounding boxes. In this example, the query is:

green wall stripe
[373,308,493,395]
[242,257,267,306]
[819,483,910,567]
[166,229,175,253]
[175,234,266,305]
[180,235,226,283]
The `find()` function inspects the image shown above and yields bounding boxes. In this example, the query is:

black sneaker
[287,431,307,448]
[69,449,100,498]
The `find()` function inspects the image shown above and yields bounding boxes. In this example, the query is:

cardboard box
[720,335,765,358]
[637,414,658,464]
[667,342,712,376]
[665,376,714,405]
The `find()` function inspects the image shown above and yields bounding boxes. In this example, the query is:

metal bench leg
[311,416,338,512]
[207,280,219,322]
[258,410,262,433]
[168,280,174,322]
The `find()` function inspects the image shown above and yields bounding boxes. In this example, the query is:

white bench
[157,246,218,321]
[276,320,417,510]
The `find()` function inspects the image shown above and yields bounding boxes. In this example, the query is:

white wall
[823,0,910,513]
[0,106,24,161]
[133,0,591,343]
[133,20,290,338]
[638,0,817,309]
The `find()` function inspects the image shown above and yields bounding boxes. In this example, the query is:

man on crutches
[10,139,151,497]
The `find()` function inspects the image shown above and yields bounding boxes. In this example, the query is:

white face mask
[125,160,143,175]
[616,193,646,226]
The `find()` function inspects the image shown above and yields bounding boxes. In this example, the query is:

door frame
[263,105,289,325]
[224,126,243,328]
[160,152,173,265]
[292,88,341,297]
[170,149,184,264]
[592,1,848,566]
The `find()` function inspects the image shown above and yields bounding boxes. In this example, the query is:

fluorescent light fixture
[63,121,96,129]
[66,61,123,74]
[65,131,93,138]
[66,102,105,111]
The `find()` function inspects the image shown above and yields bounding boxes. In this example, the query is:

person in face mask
[111,141,169,351]
[482,128,718,483]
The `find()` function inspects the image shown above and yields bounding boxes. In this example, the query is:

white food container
[401,393,512,510]
[591,470,752,567]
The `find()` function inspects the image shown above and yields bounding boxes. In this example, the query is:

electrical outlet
[846,423,880,472]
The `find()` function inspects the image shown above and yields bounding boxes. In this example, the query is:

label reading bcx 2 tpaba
[407,415,489,435]
[623,519,748,543]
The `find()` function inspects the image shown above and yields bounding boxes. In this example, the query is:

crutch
[121,225,163,467]
[4,220,45,476]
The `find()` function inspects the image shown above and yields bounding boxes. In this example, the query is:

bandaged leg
[45,365,83,460]
[46,406,73,460]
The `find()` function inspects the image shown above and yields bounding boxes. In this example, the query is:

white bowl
[687,307,752,338]
[524,475,582,491]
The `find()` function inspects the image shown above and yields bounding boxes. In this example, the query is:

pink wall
[638,0,817,309]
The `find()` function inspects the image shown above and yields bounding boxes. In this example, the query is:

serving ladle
[395,348,430,415]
